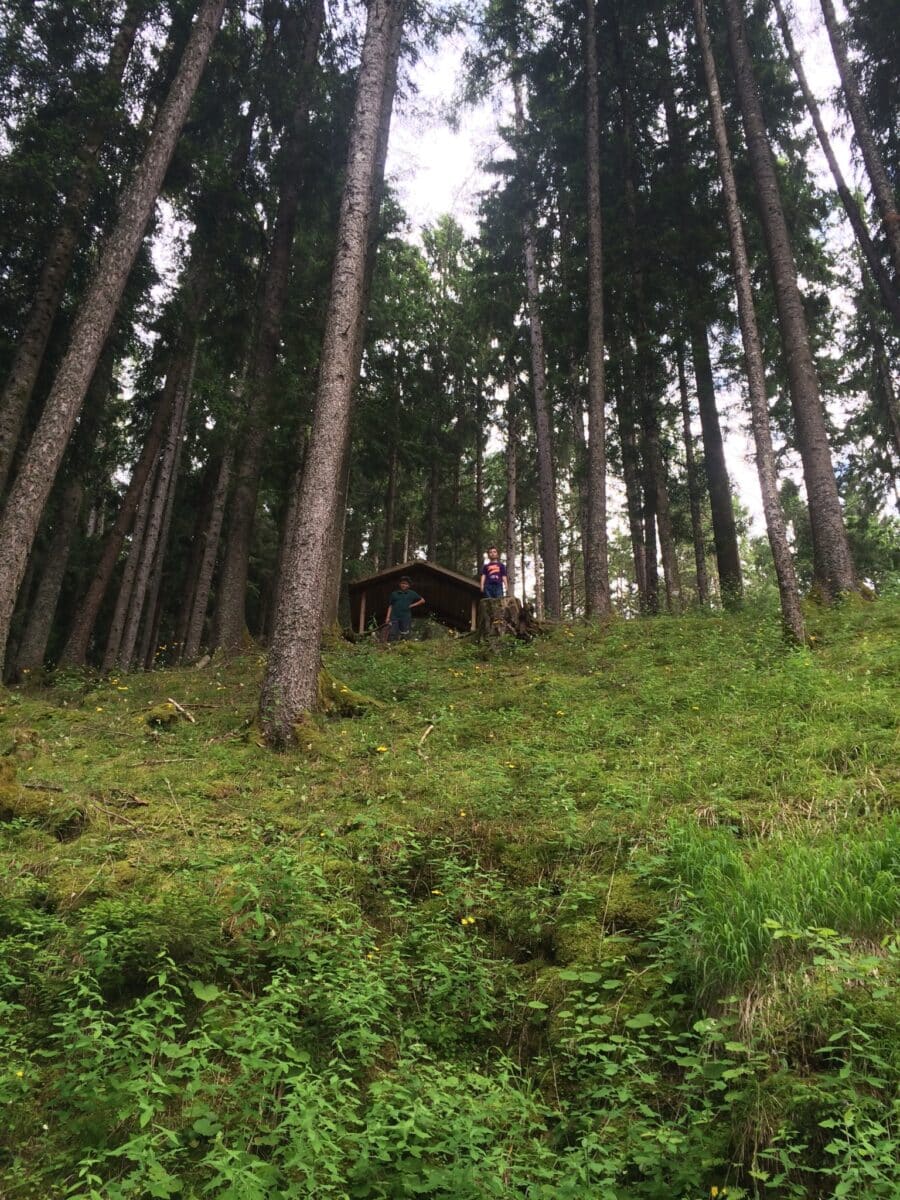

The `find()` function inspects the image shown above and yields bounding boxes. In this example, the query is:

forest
[0,0,898,1195]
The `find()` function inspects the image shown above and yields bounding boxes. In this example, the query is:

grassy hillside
[1,598,898,1199]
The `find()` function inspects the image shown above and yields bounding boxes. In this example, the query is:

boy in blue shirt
[480,547,508,599]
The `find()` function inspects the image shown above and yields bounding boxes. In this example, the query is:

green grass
[1,596,898,1198]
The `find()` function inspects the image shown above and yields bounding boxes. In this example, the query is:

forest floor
[1,596,898,1199]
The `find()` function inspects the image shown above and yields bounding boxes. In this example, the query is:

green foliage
[0,600,898,1197]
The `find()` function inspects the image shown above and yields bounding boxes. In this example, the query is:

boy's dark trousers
[484,583,504,599]
[390,614,412,641]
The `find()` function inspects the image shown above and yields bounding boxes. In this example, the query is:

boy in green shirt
[386,577,425,641]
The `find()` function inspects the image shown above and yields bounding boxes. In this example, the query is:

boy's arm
[411,596,426,608]
[479,566,485,592]
[385,605,392,622]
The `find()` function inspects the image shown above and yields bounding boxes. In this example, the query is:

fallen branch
[417,724,435,760]
[166,697,196,723]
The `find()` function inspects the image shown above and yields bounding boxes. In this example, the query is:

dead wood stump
[476,597,541,644]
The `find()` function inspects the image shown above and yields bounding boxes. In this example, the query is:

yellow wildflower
[376,745,388,753]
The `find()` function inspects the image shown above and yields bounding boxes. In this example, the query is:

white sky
[386,0,864,537]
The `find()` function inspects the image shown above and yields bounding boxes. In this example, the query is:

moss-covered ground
[1,597,898,1198]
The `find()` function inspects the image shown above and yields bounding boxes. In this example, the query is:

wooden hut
[348,561,482,634]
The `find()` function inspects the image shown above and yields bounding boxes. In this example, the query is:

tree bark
[642,468,660,614]
[532,521,544,620]
[818,0,900,283]
[721,0,856,600]
[0,0,227,674]
[102,446,160,672]
[426,455,439,561]
[319,7,404,632]
[214,0,325,655]
[116,338,195,671]
[676,340,711,606]
[14,343,116,676]
[0,0,148,499]
[773,0,900,327]
[615,386,648,605]
[136,393,188,671]
[259,0,405,740]
[689,320,743,605]
[871,321,900,461]
[513,78,562,619]
[610,5,679,614]
[383,443,398,567]
[60,336,192,666]
[183,441,233,662]
[173,457,220,659]
[519,513,527,607]
[693,0,805,641]
[474,388,485,566]
[505,366,518,600]
[583,0,610,618]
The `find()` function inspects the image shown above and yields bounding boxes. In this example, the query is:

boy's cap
[399,575,411,583]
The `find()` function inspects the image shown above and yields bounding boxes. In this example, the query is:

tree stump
[476,597,540,644]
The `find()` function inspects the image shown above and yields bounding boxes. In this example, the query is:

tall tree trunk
[214,0,325,655]
[0,0,227,674]
[383,444,398,567]
[183,442,233,662]
[532,522,544,619]
[818,0,900,282]
[173,457,220,659]
[692,0,805,641]
[505,367,518,600]
[610,4,679,614]
[615,385,648,605]
[676,340,711,606]
[871,319,900,461]
[102,451,160,672]
[427,455,439,561]
[136,399,188,671]
[259,0,405,740]
[689,320,743,604]
[60,334,193,666]
[772,0,900,327]
[14,477,84,677]
[642,470,660,614]
[513,78,562,619]
[474,389,484,565]
[583,0,610,618]
[0,0,147,499]
[721,0,856,600]
[14,343,116,676]
[519,513,527,607]
[316,5,403,632]
[116,340,194,671]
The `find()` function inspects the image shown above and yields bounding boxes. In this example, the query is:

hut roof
[348,560,481,632]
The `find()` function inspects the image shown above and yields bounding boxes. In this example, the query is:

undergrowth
[0,597,897,1197]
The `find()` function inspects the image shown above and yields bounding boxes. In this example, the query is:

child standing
[385,576,425,640]
[480,547,508,599]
